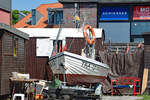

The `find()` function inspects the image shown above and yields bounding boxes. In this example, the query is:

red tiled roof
[14,3,63,28]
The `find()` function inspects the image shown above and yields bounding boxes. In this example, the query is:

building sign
[100,7,129,20]
[133,6,150,20]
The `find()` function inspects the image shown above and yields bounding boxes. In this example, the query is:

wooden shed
[0,23,29,96]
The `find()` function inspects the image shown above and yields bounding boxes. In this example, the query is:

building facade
[59,0,150,43]
[0,0,11,25]
[14,3,63,28]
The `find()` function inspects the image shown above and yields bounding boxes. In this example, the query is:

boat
[48,25,109,85]
[49,51,109,84]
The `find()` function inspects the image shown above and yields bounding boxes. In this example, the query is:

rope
[67,38,75,51]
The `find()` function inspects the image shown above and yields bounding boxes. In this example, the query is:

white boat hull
[49,52,109,84]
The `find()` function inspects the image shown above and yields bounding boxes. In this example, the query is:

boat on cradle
[49,51,109,84]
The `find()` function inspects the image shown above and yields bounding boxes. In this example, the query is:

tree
[12,10,19,25]
[20,10,30,15]
[12,10,30,25]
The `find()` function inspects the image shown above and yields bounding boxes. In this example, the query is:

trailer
[41,81,103,100]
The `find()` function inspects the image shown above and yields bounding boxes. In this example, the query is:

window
[99,22,130,43]
[53,40,62,53]
[131,22,150,42]
[36,38,51,56]
[48,11,63,25]
[133,37,144,43]
[13,37,18,57]
[131,22,150,35]
[26,17,32,25]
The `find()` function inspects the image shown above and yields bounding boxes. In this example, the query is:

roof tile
[14,3,63,28]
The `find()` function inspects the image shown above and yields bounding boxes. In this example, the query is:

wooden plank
[141,68,149,94]
[10,78,39,83]
[25,38,48,79]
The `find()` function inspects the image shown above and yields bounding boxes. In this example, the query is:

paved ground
[101,96,143,100]
[53,96,143,100]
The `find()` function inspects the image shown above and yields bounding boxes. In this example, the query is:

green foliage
[12,10,19,14]
[138,95,150,100]
[12,9,30,25]
[13,13,19,20]
[12,10,19,24]
[12,20,18,25]
[20,10,30,15]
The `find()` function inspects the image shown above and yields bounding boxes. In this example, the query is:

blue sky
[12,0,58,11]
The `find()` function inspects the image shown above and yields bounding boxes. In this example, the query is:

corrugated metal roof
[58,0,150,3]
[0,23,29,39]
[17,28,104,39]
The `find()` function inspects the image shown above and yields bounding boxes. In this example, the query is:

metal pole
[50,19,62,58]
[75,3,77,28]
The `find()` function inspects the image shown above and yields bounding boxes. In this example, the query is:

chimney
[31,9,36,25]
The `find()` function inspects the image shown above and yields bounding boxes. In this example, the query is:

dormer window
[26,9,43,25]
[47,8,63,25]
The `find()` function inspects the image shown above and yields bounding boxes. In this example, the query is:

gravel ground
[101,96,143,100]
